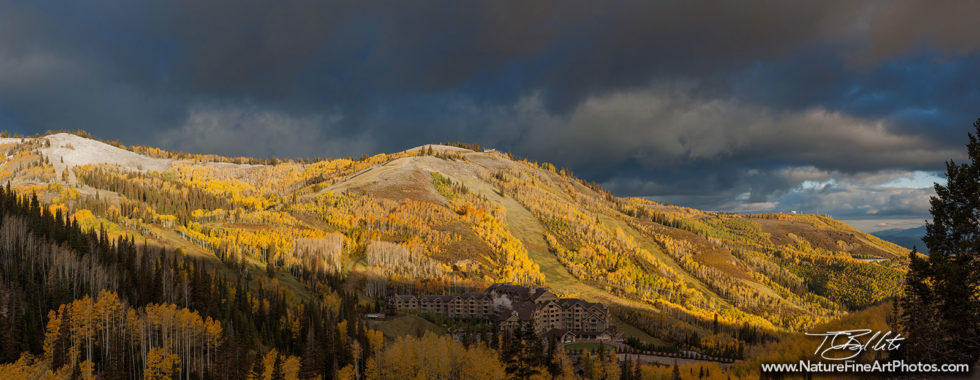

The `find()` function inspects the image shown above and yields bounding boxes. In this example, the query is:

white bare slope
[401,144,474,154]
[39,133,172,173]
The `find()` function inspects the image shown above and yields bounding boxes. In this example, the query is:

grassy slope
[371,314,447,343]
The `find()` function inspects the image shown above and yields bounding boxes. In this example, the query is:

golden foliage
[41,290,223,379]
[144,347,180,380]
[432,172,543,284]
[364,332,506,380]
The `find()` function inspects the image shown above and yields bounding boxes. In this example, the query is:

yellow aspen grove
[79,360,97,380]
[33,291,223,379]
[367,332,506,380]
[144,347,180,380]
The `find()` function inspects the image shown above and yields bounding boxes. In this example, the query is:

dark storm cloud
[0,0,977,220]
[861,1,980,65]
[0,1,971,133]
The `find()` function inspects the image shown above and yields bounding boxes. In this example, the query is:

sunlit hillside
[0,131,909,360]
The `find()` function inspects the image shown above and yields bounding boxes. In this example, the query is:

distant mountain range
[873,225,927,253]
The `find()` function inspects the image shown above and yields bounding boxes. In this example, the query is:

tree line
[0,184,383,379]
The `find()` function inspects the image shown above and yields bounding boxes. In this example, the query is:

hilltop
[0,132,909,352]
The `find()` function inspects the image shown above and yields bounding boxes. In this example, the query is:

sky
[1,0,978,231]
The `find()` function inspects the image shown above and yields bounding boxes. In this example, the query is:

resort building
[385,283,611,337]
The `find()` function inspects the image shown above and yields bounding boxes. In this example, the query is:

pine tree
[249,354,265,380]
[901,118,980,364]
[546,335,561,378]
[300,329,323,379]
[271,354,285,380]
[620,356,632,380]
[504,323,542,379]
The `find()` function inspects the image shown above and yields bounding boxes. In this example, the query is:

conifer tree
[271,354,285,380]
[504,323,543,379]
[901,118,980,364]
[619,356,632,380]
[546,335,561,378]
[249,354,265,380]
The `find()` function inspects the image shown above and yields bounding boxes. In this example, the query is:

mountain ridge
[873,225,928,252]
[0,131,910,349]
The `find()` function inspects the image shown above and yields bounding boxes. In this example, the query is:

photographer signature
[805,329,905,360]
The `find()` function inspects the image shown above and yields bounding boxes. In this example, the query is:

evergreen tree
[271,354,285,380]
[300,329,324,379]
[901,118,980,364]
[249,354,265,380]
[504,323,542,379]
[546,335,561,378]
[619,356,632,380]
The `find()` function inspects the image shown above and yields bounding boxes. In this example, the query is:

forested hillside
[0,131,911,378]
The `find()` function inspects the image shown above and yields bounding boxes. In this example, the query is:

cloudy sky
[1,1,977,231]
